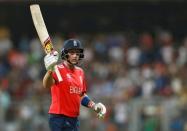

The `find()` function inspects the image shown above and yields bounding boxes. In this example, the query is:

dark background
[0,1,187,43]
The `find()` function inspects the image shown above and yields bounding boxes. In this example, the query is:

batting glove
[92,102,106,119]
[44,51,59,71]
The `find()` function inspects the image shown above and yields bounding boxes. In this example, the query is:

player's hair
[61,39,84,60]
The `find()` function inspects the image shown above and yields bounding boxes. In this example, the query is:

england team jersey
[48,63,86,117]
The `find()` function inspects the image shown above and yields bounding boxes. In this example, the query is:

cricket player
[43,39,106,131]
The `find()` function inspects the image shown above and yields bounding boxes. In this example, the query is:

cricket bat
[30,4,53,54]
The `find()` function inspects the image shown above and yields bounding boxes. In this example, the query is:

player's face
[67,49,81,64]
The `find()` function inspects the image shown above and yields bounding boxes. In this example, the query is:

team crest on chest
[66,73,71,79]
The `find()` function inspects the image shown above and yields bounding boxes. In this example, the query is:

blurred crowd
[1,26,187,131]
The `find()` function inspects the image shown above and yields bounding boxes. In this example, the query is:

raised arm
[43,71,55,88]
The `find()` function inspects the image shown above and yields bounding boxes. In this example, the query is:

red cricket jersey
[48,63,87,117]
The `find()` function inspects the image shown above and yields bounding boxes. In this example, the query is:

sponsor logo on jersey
[70,86,82,94]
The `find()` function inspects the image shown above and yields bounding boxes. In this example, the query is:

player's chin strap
[67,59,78,66]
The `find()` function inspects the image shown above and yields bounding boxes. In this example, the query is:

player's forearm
[43,70,54,88]
[81,94,95,108]
[81,93,106,119]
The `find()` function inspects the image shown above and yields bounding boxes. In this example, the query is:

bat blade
[30,4,53,54]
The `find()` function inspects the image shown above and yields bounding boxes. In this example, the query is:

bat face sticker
[44,37,53,54]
